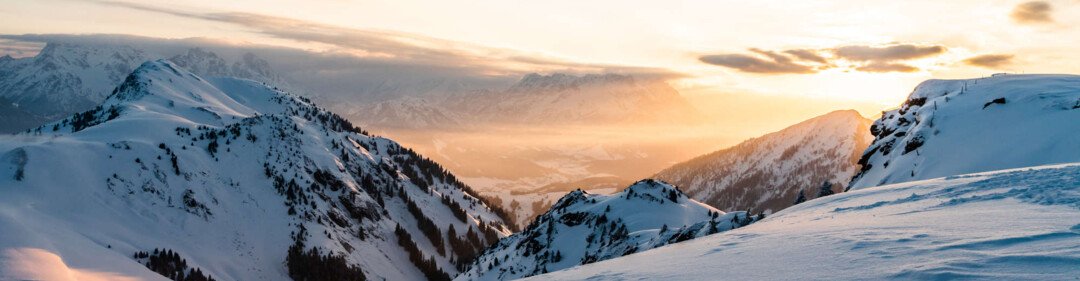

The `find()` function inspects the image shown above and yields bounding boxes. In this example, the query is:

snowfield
[527,163,1080,280]
[851,74,1080,189]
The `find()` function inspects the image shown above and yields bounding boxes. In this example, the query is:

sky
[2,0,1079,115]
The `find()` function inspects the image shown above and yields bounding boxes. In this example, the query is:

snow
[526,163,1080,280]
[0,60,510,280]
[456,180,755,281]
[851,74,1080,189]
[656,110,872,213]
[0,41,286,132]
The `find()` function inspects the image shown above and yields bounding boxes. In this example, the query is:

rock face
[849,74,1080,190]
[0,60,511,281]
[455,179,757,281]
[655,110,873,214]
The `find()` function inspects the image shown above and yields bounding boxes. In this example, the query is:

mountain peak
[5,60,512,280]
[623,179,685,201]
[459,179,754,281]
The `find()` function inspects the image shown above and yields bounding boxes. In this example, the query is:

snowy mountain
[527,163,1080,280]
[0,42,285,133]
[849,74,1080,189]
[655,110,873,214]
[0,60,511,280]
[455,179,757,281]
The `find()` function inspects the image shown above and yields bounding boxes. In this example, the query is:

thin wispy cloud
[963,54,1015,68]
[82,0,683,80]
[856,62,919,73]
[783,49,829,64]
[700,43,946,74]
[0,39,45,58]
[832,44,946,62]
[1011,1,1054,24]
[698,53,817,74]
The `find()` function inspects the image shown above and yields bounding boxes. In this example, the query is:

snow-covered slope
[528,163,1080,280]
[850,74,1080,189]
[0,42,284,133]
[0,60,511,281]
[655,110,872,214]
[455,179,757,281]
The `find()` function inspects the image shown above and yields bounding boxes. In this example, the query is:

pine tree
[816,181,835,198]
[793,189,807,205]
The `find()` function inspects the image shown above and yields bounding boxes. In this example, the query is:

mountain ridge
[455,179,757,281]
[655,109,872,214]
[1,60,511,280]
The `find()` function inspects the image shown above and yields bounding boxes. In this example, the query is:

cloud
[698,53,817,74]
[1011,1,1054,24]
[784,49,828,64]
[832,44,946,62]
[0,39,45,58]
[855,62,919,73]
[963,54,1015,68]
[700,43,947,74]
[80,0,684,80]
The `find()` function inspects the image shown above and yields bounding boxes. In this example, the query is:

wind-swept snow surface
[850,74,1080,189]
[528,164,1080,280]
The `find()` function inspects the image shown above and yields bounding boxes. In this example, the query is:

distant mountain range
[0,42,283,133]
[655,110,872,214]
[354,72,706,130]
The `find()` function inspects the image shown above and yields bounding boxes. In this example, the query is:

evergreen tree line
[403,194,446,256]
[132,248,215,281]
[286,225,367,281]
[395,224,452,281]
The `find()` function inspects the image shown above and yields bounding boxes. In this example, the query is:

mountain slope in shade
[0,42,284,133]
[0,60,510,281]
[527,163,1080,280]
[849,74,1080,189]
[455,179,757,281]
[655,110,872,214]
